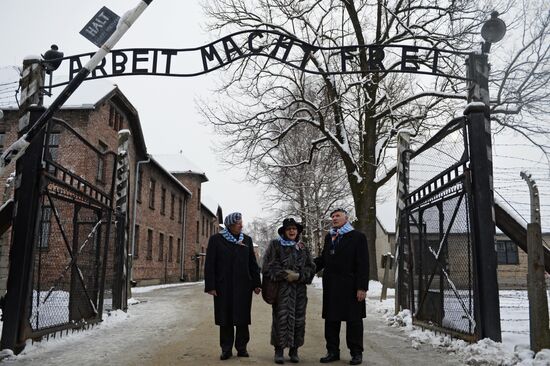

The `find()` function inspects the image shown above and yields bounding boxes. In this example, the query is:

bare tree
[200,0,550,279]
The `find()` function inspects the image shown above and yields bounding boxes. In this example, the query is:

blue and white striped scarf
[329,222,354,238]
[221,229,244,245]
[278,236,296,247]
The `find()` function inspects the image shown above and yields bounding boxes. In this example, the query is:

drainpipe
[129,154,151,285]
[180,195,188,281]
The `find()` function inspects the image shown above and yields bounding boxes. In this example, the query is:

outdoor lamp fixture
[481,11,507,53]
[42,44,64,73]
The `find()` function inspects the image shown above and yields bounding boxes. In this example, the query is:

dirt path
[7,283,464,365]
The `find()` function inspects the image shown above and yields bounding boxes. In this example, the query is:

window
[177,238,181,263]
[134,225,140,258]
[202,215,205,236]
[137,169,143,203]
[497,240,519,265]
[160,187,166,215]
[159,233,164,261]
[149,179,156,209]
[168,236,173,262]
[109,105,114,127]
[38,205,52,249]
[196,221,199,243]
[197,188,201,210]
[178,198,183,223]
[170,193,175,219]
[109,105,124,131]
[0,132,5,155]
[96,141,107,182]
[47,132,60,162]
[146,229,153,260]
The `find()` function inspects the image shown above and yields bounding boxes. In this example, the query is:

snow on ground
[360,279,550,366]
[131,281,202,294]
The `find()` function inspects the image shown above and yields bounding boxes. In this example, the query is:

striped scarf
[221,229,244,245]
[278,236,296,247]
[329,221,354,238]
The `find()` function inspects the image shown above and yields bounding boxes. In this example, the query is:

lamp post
[465,11,506,342]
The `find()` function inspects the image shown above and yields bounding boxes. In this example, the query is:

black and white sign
[79,7,120,47]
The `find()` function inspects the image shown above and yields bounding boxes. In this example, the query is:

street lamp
[481,11,507,53]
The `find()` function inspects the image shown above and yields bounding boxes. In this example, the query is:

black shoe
[237,350,249,357]
[320,353,340,363]
[274,348,284,364]
[220,350,232,360]
[289,347,299,363]
[349,354,362,365]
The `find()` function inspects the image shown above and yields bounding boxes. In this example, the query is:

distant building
[0,70,222,288]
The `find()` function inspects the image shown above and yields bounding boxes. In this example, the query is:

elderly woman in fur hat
[262,218,316,364]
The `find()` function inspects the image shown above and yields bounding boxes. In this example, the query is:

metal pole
[520,171,550,352]
[465,52,501,342]
[394,131,411,314]
[0,0,154,177]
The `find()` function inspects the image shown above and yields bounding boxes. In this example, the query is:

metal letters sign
[79,6,120,47]
[48,29,471,88]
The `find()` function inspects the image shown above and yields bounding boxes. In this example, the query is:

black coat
[262,240,316,348]
[204,233,261,326]
[314,230,369,321]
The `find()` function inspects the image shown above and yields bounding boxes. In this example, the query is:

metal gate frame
[0,114,124,352]
[397,111,501,342]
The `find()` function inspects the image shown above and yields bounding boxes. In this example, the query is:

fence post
[0,58,45,353]
[520,171,550,353]
[465,52,501,342]
[394,131,411,314]
[112,130,131,311]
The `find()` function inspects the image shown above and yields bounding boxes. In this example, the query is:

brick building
[0,71,221,288]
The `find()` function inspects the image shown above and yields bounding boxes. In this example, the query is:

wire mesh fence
[24,118,118,339]
[399,118,478,341]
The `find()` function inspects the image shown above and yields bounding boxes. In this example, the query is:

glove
[284,269,300,282]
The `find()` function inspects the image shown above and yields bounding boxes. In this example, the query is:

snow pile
[382,308,550,365]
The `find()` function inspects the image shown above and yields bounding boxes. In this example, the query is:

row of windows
[197,214,217,243]
[136,170,184,222]
[134,225,181,262]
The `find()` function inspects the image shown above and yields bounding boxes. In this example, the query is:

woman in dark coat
[204,212,262,361]
[262,218,316,364]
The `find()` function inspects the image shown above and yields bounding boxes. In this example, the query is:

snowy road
[4,281,465,365]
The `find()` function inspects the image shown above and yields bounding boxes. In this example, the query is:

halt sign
[79,6,120,47]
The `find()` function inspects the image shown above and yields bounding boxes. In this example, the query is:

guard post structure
[112,129,131,311]
[464,51,501,342]
[0,58,46,352]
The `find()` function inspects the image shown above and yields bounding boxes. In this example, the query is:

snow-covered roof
[148,156,192,196]
[0,66,116,110]
[201,194,220,218]
[152,153,208,180]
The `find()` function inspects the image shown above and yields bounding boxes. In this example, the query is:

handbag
[261,276,279,304]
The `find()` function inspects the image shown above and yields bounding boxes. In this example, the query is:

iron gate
[398,117,480,341]
[1,116,124,351]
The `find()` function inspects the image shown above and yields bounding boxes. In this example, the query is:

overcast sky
[2,1,549,233]
[1,0,271,223]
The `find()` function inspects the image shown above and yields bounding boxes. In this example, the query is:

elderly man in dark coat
[314,208,369,365]
[204,212,262,361]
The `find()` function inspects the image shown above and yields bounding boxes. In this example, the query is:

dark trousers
[324,320,363,356]
[219,325,250,352]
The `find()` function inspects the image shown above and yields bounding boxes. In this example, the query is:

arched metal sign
[49,29,471,88]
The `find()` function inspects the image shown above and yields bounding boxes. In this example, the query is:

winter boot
[289,347,300,363]
[274,348,284,364]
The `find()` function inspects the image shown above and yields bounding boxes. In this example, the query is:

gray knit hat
[224,212,242,228]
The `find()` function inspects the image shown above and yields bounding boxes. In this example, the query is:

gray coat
[262,240,316,348]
